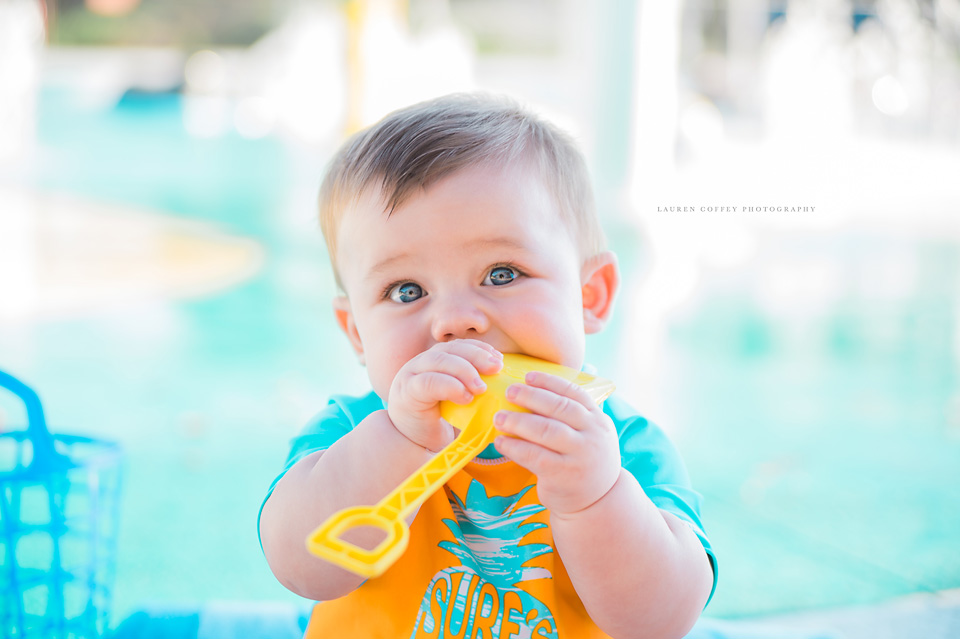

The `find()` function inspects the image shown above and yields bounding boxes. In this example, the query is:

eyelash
[379,263,526,300]
[380,280,416,301]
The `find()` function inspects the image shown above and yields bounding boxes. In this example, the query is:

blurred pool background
[1,0,960,632]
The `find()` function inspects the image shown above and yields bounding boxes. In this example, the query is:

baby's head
[319,93,606,290]
[319,93,619,394]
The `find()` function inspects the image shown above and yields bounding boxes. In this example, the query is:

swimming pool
[3,82,959,626]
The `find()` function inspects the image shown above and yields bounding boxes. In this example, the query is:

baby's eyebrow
[368,236,531,277]
[464,236,530,252]
[368,251,413,277]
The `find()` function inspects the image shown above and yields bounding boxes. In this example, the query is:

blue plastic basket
[1,370,123,639]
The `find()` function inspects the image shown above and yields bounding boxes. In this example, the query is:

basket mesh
[1,428,122,639]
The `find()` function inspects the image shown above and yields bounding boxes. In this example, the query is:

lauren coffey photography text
[656,205,817,213]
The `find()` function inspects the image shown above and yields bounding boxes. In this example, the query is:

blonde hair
[319,93,606,288]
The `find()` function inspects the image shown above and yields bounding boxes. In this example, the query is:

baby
[259,93,716,639]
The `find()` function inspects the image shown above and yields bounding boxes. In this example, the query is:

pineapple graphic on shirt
[410,479,558,638]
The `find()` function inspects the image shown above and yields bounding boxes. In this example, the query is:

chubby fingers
[492,372,620,506]
[503,371,601,431]
[444,338,503,365]
[395,340,504,406]
[492,371,611,456]
[494,410,575,457]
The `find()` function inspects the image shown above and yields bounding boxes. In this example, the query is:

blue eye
[485,266,517,286]
[389,282,424,303]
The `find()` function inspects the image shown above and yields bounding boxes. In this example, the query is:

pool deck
[696,589,960,639]
[104,590,960,639]
[0,186,264,322]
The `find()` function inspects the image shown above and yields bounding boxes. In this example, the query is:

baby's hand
[493,371,621,516]
[388,340,503,452]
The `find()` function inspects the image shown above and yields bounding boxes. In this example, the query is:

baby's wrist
[385,409,439,454]
[548,470,623,521]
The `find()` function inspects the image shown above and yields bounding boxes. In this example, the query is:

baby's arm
[494,373,713,639]
[551,472,713,639]
[259,340,502,601]
[259,410,433,600]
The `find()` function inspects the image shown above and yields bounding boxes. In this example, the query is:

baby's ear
[332,296,365,364]
[581,251,620,334]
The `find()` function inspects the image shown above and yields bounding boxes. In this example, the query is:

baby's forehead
[344,170,578,255]
[334,158,593,268]
[363,157,547,213]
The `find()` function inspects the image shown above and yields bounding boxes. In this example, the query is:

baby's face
[335,162,591,401]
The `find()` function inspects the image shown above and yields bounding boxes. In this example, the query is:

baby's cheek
[367,347,405,397]
[524,311,584,366]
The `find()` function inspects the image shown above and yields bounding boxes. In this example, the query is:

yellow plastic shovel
[305,353,615,578]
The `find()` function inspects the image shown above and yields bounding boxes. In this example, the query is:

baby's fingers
[505,372,596,431]
[448,339,504,369]
[412,341,503,379]
[397,341,503,406]
[494,411,576,454]
[493,434,564,478]
[406,371,476,406]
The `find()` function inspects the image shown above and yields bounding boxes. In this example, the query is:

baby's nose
[430,296,491,342]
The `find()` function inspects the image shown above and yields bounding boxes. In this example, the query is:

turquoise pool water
[2,87,959,623]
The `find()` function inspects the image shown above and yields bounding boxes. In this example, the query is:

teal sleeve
[604,396,718,606]
[258,391,384,548]
[284,391,384,465]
